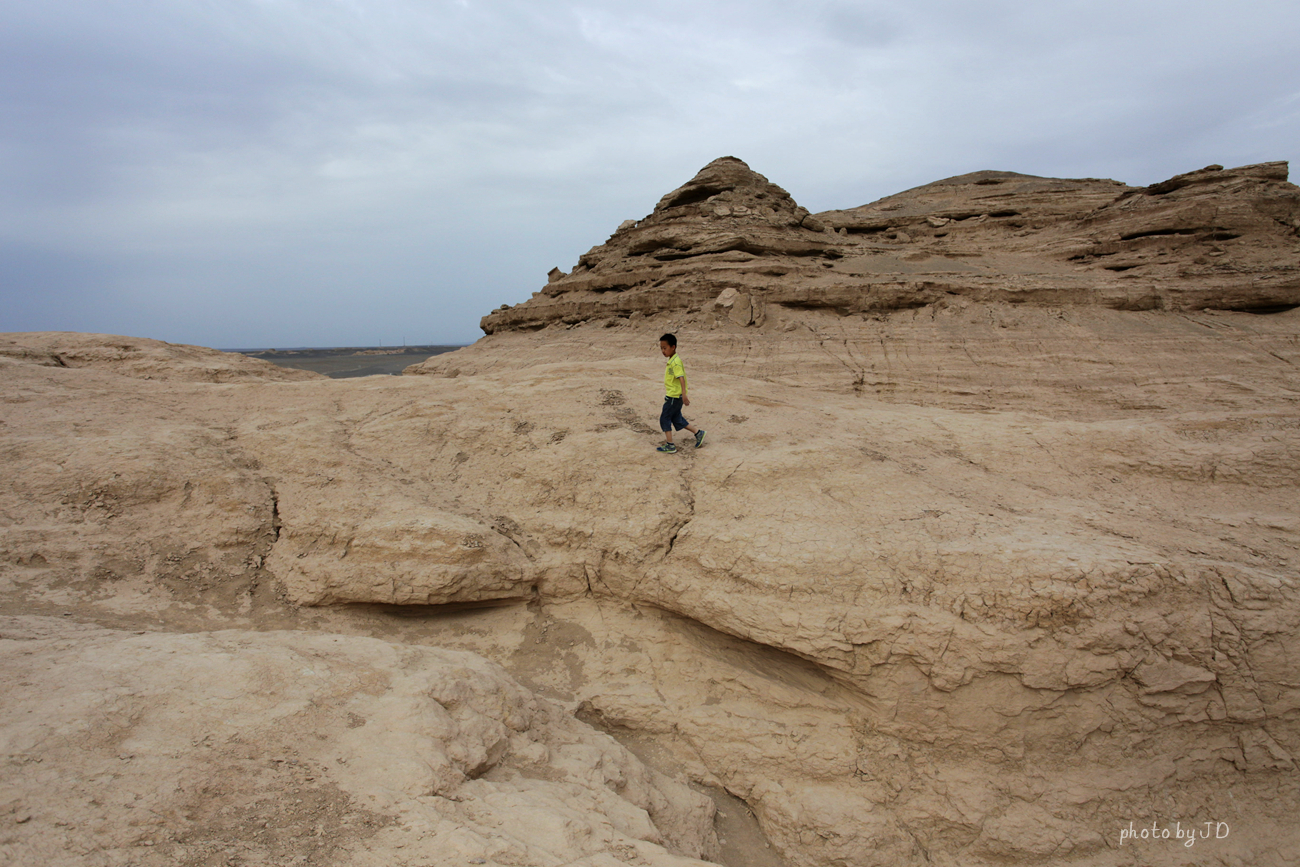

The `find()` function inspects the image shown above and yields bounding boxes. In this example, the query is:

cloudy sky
[3,0,1298,348]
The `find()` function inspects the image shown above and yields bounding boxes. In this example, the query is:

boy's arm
[678,375,689,406]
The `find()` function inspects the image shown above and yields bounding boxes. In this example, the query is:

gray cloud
[2,0,1297,346]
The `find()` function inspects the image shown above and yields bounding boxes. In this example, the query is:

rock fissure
[663,471,697,560]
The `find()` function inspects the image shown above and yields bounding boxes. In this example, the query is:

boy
[656,333,705,453]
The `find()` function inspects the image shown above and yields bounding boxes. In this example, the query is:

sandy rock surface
[3,156,1300,867]
[0,617,717,867]
[0,332,322,383]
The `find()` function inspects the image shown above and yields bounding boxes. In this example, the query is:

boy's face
[659,340,673,357]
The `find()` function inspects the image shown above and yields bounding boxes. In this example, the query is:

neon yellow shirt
[664,354,685,397]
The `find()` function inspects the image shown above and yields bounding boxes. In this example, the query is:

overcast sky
[2,0,1297,348]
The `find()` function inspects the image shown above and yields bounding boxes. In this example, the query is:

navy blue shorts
[660,396,688,432]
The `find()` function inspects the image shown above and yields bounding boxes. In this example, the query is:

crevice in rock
[665,474,696,558]
[1240,303,1300,315]
[572,703,788,867]
[895,818,933,864]
[269,486,282,543]
[665,515,689,557]
[350,599,531,618]
[1119,226,1205,241]
[660,183,735,210]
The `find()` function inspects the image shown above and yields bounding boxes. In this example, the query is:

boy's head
[659,333,677,357]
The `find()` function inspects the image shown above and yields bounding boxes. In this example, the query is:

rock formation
[479,157,1298,334]
[3,156,1300,867]
[0,617,718,866]
[0,332,323,382]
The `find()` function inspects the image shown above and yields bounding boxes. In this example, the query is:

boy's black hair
[659,333,677,348]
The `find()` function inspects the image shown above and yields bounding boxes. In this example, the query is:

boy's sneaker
[694,430,706,449]
[656,443,677,453]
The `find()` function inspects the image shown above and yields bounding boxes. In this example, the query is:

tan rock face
[480,156,836,334]
[0,332,322,382]
[0,617,718,866]
[3,156,1300,867]
[266,493,534,606]
[480,158,1299,335]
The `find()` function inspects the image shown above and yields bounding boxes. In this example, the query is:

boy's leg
[659,399,675,444]
[670,401,691,441]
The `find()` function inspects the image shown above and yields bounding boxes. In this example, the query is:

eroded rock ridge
[482,157,1299,334]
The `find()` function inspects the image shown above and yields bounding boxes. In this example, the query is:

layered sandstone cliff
[3,157,1299,867]
[478,156,1298,335]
